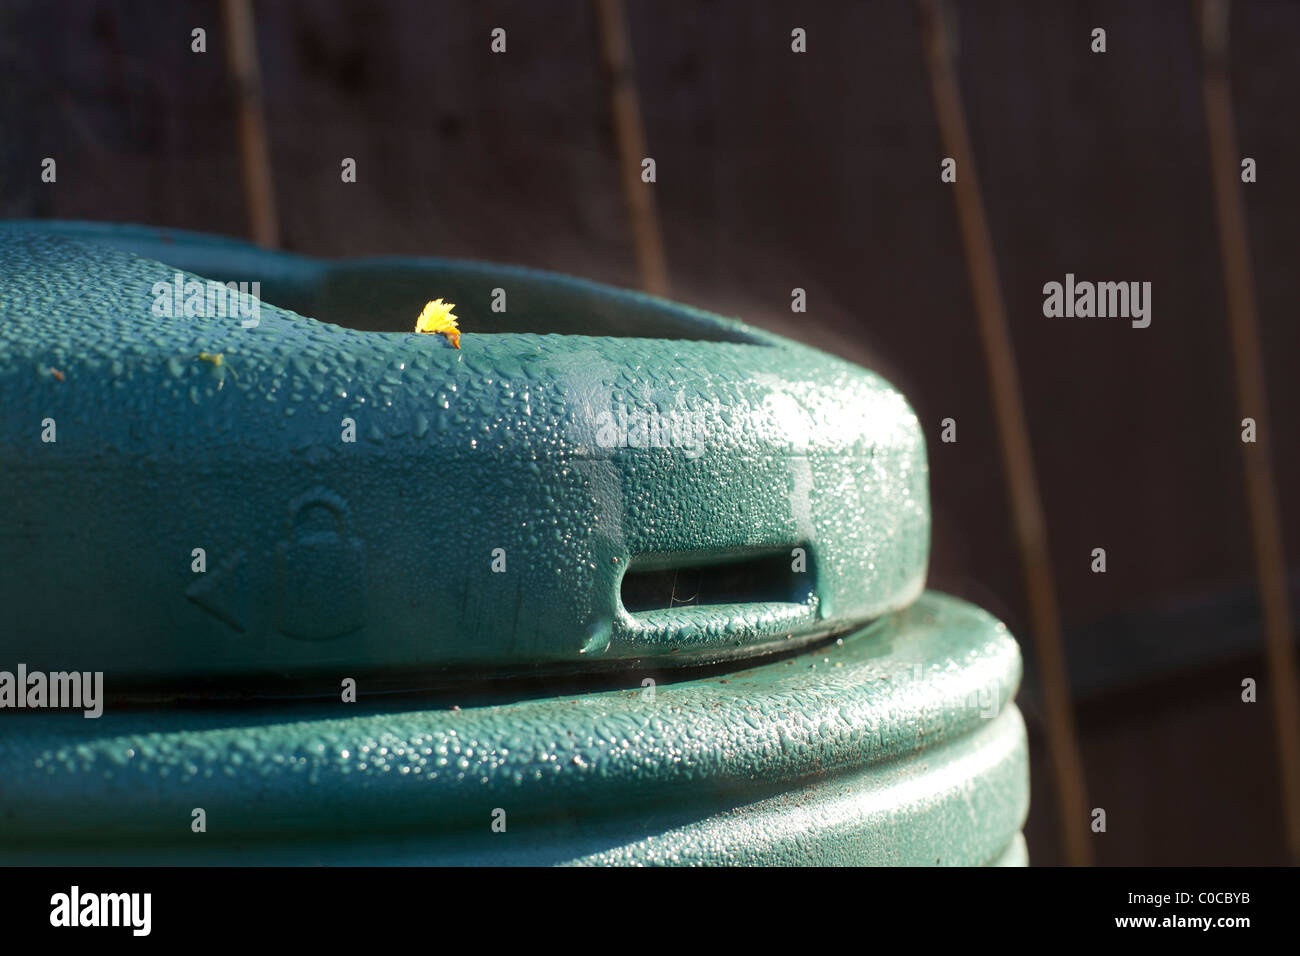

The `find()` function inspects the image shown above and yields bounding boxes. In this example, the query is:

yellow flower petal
[415,298,461,348]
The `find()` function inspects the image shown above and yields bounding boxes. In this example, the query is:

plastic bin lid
[0,222,929,693]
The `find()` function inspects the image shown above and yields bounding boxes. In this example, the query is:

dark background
[3,0,1297,865]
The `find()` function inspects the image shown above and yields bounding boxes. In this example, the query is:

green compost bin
[0,221,1028,865]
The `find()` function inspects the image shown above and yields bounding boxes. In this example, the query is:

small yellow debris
[198,351,224,367]
[414,298,461,348]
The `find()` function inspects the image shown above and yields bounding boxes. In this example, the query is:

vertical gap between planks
[221,0,280,248]
[593,0,670,297]
[915,0,1093,865]
[1196,0,1300,863]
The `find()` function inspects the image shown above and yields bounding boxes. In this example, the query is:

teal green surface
[0,222,929,683]
[0,222,1026,865]
[0,592,1028,865]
